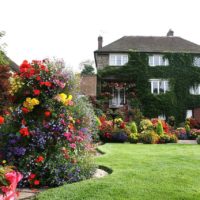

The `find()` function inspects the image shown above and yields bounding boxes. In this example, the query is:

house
[94,30,200,123]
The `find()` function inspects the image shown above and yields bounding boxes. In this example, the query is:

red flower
[44,111,51,117]
[22,107,30,114]
[33,89,41,96]
[40,81,52,87]
[36,76,41,81]
[0,116,5,125]
[35,156,44,163]
[45,82,52,87]
[28,173,36,180]
[19,127,30,136]
[20,60,35,78]
[34,180,40,185]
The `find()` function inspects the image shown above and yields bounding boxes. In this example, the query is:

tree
[81,64,95,75]
[0,31,11,114]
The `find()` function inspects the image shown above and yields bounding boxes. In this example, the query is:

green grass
[36,144,200,200]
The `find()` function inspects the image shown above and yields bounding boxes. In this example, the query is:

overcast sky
[1,0,200,71]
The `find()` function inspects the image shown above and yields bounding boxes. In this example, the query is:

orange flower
[0,116,5,125]
[19,127,30,136]
[35,156,44,163]
[44,111,51,117]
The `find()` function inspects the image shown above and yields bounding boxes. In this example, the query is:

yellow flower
[23,97,39,111]
[2,160,6,164]
[10,75,24,95]
[56,93,73,106]
[31,98,40,106]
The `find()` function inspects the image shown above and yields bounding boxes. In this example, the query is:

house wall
[95,54,109,69]
[193,108,200,123]
[80,75,97,96]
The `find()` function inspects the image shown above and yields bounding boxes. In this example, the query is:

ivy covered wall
[98,51,200,123]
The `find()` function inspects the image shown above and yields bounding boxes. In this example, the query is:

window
[109,54,128,66]
[149,55,169,66]
[158,114,166,120]
[189,84,200,95]
[109,88,125,107]
[186,110,193,118]
[150,79,169,94]
[193,57,200,67]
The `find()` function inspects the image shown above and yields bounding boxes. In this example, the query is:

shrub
[129,121,137,133]
[139,119,153,131]
[197,136,200,144]
[139,130,159,144]
[159,134,177,143]
[129,133,139,144]
[190,129,200,139]
[156,120,164,135]
[173,127,187,140]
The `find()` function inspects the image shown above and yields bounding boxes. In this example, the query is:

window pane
[194,57,200,67]
[116,55,121,65]
[159,81,164,94]
[110,55,115,65]
[149,56,154,66]
[154,55,160,66]
[165,81,169,92]
[153,81,158,94]
[186,110,192,118]
[122,55,128,65]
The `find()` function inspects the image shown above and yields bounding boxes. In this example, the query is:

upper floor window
[150,79,169,94]
[189,84,200,95]
[109,54,128,66]
[149,55,169,66]
[193,57,200,67]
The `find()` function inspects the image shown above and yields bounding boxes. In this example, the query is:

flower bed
[1,60,97,188]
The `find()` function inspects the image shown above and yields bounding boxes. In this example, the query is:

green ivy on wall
[98,51,200,123]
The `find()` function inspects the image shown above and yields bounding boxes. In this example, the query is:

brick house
[94,30,200,122]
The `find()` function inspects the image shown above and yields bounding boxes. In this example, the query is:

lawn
[36,144,200,200]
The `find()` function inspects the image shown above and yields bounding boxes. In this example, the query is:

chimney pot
[167,29,174,37]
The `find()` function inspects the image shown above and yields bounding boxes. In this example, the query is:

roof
[95,36,200,54]
[0,51,19,72]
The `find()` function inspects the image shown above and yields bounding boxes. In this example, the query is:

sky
[1,0,200,72]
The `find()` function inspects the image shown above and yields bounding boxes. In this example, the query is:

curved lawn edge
[36,143,200,200]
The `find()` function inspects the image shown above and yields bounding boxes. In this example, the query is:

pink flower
[64,132,72,141]
[70,143,76,149]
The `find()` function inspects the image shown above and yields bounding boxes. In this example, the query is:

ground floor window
[150,79,169,94]
[109,88,125,107]
[186,110,193,118]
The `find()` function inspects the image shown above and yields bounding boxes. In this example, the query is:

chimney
[167,29,174,37]
[98,36,103,50]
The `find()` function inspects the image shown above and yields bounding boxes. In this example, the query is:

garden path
[178,140,197,144]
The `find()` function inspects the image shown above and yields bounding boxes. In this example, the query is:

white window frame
[193,57,200,67]
[150,79,169,94]
[109,88,125,107]
[109,54,128,66]
[149,55,169,66]
[189,84,200,95]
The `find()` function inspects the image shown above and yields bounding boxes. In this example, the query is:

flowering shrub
[1,60,96,187]
[173,127,187,140]
[139,130,159,144]
[98,116,128,142]
[0,165,23,200]
[189,129,200,139]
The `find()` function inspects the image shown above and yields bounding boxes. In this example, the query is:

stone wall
[80,75,97,97]
[95,54,109,69]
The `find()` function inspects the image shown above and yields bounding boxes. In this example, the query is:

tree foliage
[81,64,95,75]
